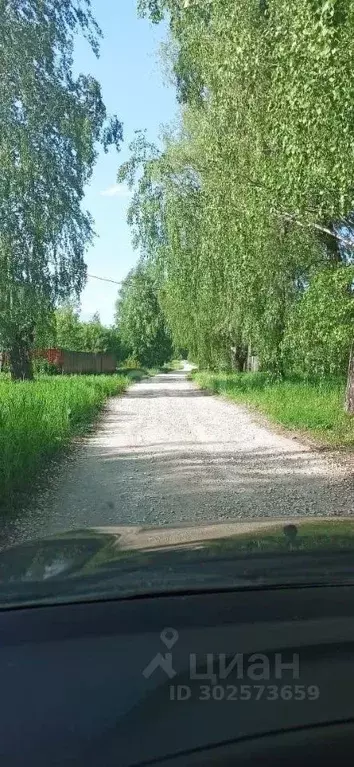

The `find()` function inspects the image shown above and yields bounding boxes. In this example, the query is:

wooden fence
[1,348,117,375]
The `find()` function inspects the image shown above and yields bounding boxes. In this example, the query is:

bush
[122,355,141,370]
[33,357,59,376]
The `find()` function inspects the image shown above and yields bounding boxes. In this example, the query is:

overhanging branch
[275,210,354,251]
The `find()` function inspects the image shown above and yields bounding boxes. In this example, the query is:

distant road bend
[5,363,353,545]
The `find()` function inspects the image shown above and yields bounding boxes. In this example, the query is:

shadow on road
[148,374,188,383]
[1,368,351,549]
[2,440,350,550]
[124,388,211,398]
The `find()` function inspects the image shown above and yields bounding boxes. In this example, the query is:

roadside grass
[117,360,183,378]
[193,371,354,448]
[116,366,150,382]
[161,359,184,372]
[0,374,129,509]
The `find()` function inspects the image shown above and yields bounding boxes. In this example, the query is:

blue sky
[74,0,176,325]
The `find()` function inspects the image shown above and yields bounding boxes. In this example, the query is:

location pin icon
[160,627,179,649]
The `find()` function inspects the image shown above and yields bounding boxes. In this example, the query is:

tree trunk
[345,344,354,413]
[231,344,247,372]
[273,348,285,380]
[8,335,34,381]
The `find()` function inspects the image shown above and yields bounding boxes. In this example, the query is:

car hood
[1,517,354,607]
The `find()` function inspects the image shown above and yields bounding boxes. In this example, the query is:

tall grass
[0,374,128,507]
[194,371,354,446]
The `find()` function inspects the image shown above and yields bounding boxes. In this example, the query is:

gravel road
[3,366,354,546]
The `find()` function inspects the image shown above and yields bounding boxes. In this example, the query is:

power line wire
[87,273,122,286]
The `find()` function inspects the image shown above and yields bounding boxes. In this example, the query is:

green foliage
[55,307,84,351]
[121,0,354,381]
[122,355,142,370]
[81,312,108,353]
[283,266,354,376]
[80,313,126,358]
[32,358,59,377]
[194,370,354,445]
[137,0,165,23]
[116,366,150,382]
[0,0,122,377]
[0,374,128,509]
[116,263,173,368]
[35,306,126,361]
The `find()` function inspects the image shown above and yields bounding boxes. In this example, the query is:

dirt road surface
[3,366,354,546]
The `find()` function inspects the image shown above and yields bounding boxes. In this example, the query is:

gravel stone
[3,365,354,546]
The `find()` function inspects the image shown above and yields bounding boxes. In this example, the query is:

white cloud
[100,183,131,198]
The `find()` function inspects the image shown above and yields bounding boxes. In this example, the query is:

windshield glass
[1,0,354,605]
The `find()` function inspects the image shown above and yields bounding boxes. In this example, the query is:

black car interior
[1,584,354,765]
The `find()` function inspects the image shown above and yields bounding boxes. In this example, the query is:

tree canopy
[36,306,125,361]
[119,0,354,385]
[0,0,122,378]
[115,263,173,368]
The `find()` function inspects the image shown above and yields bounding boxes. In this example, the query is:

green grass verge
[193,371,354,447]
[117,361,183,377]
[0,374,129,509]
[116,366,150,382]
[161,359,184,372]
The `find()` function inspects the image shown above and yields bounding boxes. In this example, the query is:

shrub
[33,357,59,376]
